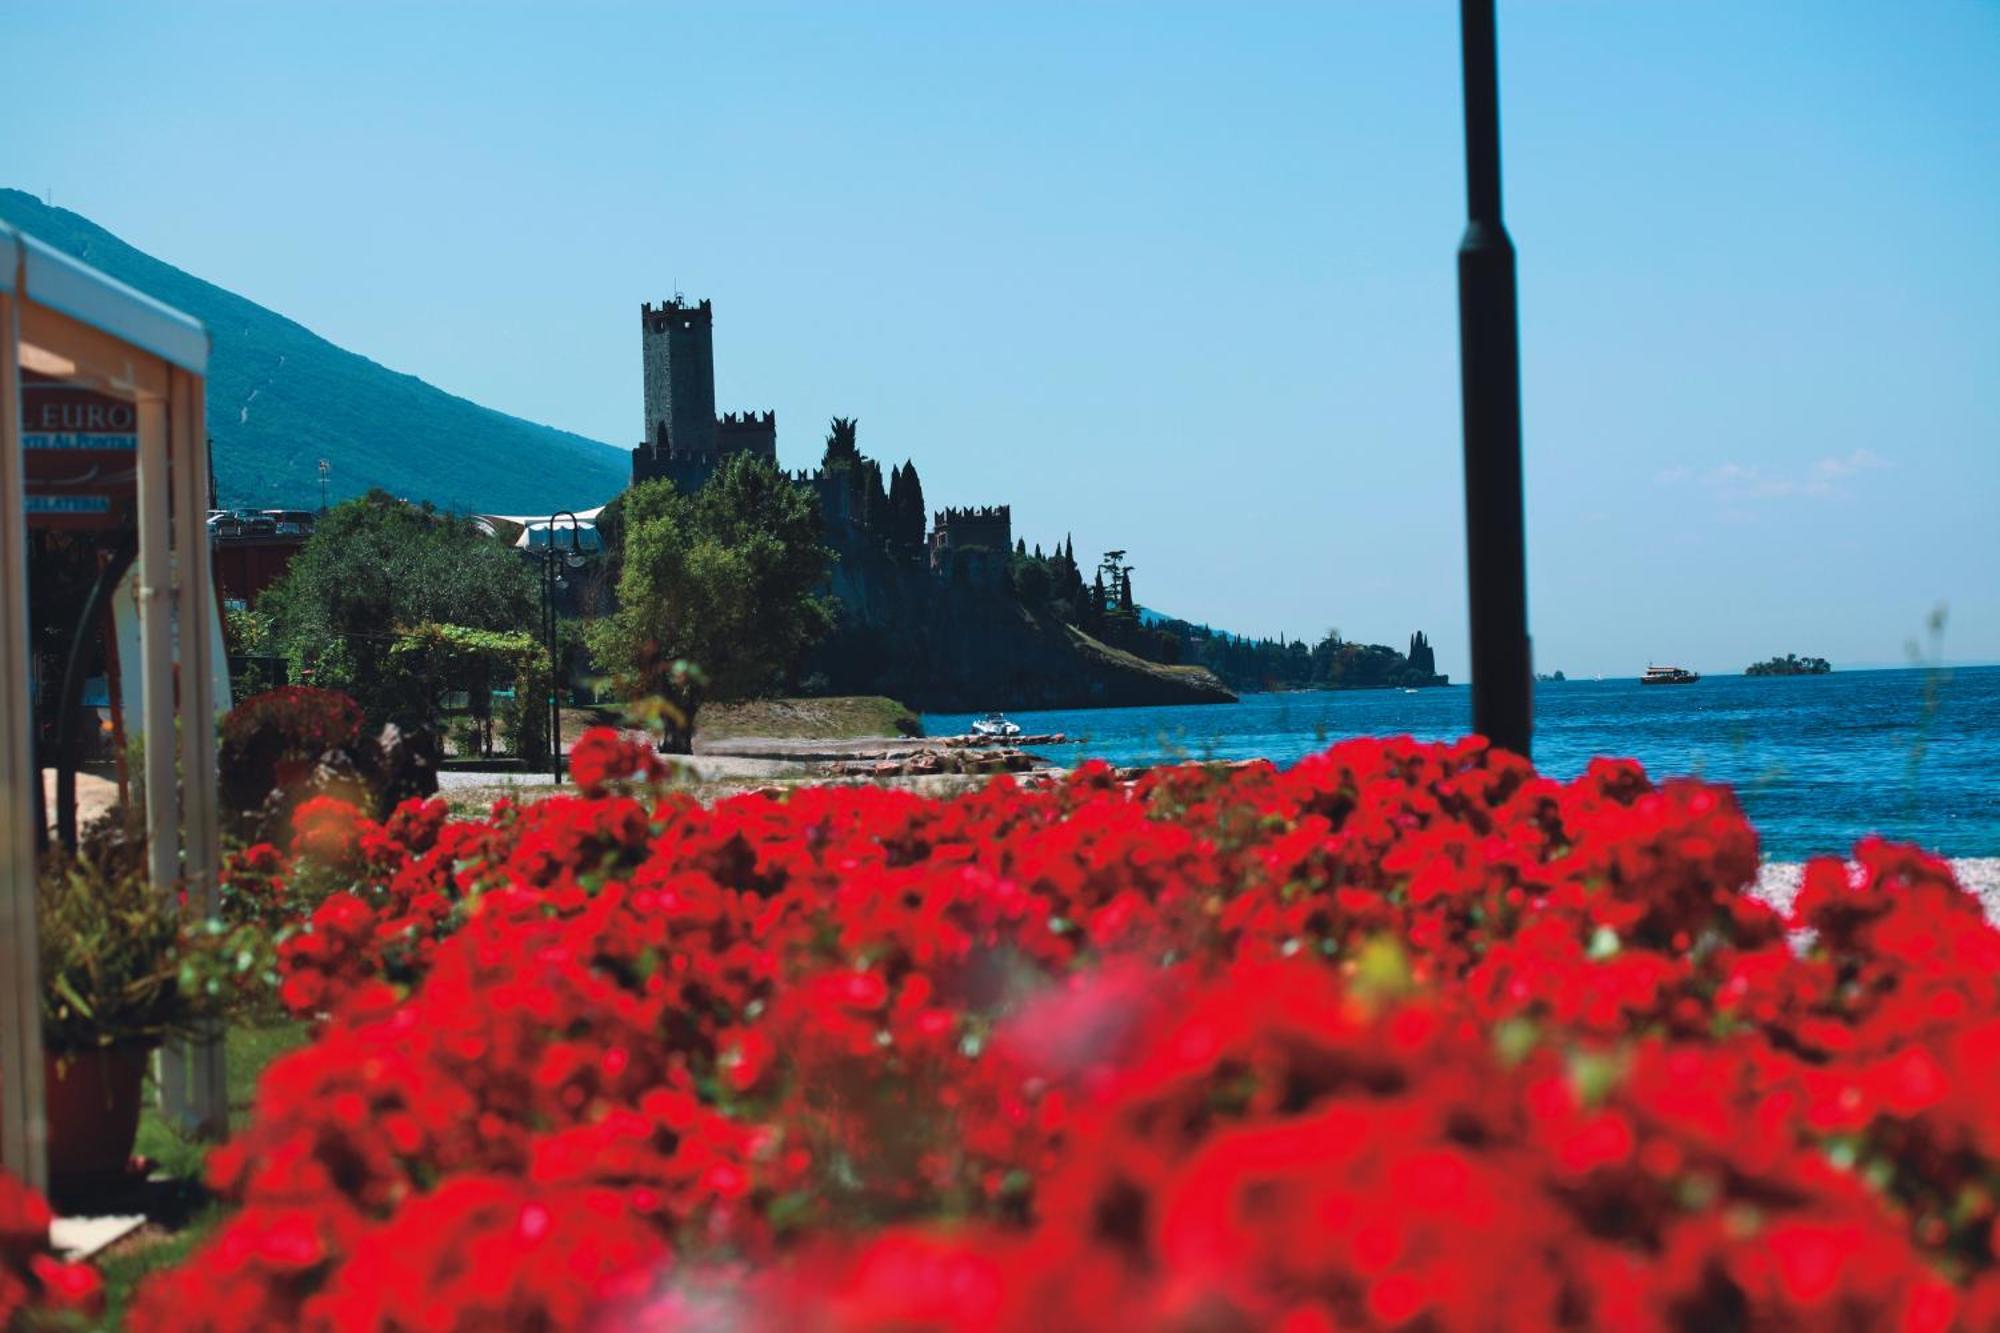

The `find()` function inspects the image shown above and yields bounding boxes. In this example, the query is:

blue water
[926,666,2000,861]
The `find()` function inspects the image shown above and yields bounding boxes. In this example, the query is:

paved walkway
[435,751,805,792]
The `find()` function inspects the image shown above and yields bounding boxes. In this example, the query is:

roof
[1,220,208,374]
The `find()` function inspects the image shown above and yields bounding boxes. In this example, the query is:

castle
[629,296,1009,582]
[631,297,777,493]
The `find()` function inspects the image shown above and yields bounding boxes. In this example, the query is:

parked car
[207,511,244,539]
[234,509,277,536]
[263,509,317,536]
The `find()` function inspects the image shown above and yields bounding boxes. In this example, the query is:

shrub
[217,687,366,832]
[217,686,436,840]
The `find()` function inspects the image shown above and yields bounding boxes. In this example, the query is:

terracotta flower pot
[44,1044,151,1184]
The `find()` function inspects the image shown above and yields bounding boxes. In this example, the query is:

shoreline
[425,770,2000,920]
[1755,858,2000,921]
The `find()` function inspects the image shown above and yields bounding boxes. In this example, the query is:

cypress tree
[1062,535,1084,602]
[822,416,860,468]
[901,460,927,556]
[862,459,889,534]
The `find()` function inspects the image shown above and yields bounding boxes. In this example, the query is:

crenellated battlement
[933,505,1011,527]
[928,504,1012,577]
[641,297,713,332]
[716,409,776,463]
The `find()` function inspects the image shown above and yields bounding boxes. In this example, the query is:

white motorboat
[970,712,1021,739]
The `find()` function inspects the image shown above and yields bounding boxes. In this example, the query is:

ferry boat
[970,712,1021,738]
[1641,665,1700,686]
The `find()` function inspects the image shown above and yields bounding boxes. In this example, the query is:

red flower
[569,726,668,795]
[0,1171,103,1321]
[127,737,2000,1331]
[291,795,369,866]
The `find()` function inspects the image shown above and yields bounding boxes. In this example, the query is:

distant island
[1746,654,1831,677]
[1536,670,1567,683]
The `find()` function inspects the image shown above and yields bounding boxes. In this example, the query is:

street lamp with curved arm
[542,510,586,780]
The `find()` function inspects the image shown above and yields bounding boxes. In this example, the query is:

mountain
[0,189,627,513]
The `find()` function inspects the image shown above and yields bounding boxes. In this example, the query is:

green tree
[259,490,534,719]
[590,457,834,748]
[886,459,927,561]
[1008,551,1053,606]
[822,415,861,469]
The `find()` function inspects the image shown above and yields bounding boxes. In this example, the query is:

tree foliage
[386,623,549,760]
[821,416,861,470]
[1745,653,1832,676]
[886,460,927,561]
[1147,622,1448,691]
[590,457,835,714]
[258,490,535,720]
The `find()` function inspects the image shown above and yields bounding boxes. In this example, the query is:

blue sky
[4,2,1995,679]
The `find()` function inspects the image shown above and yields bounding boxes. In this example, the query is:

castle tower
[928,505,1012,584]
[641,297,717,457]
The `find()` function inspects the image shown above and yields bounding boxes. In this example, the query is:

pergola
[1,221,225,1191]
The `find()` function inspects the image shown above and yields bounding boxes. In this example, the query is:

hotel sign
[20,376,139,531]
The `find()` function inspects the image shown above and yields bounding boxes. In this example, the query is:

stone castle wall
[715,410,777,463]
[929,505,1010,560]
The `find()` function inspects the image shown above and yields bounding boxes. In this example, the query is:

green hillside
[0,189,627,512]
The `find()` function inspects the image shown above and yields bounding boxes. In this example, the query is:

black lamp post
[1456,0,1533,758]
[541,510,585,781]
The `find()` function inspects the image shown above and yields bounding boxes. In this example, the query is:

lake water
[926,665,2000,861]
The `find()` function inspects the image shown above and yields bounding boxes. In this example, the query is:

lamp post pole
[1456,0,1532,758]
[545,511,581,781]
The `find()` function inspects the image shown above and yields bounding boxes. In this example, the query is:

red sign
[21,375,140,531]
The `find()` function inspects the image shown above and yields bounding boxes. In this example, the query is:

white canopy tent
[479,505,608,553]
[2,222,224,1191]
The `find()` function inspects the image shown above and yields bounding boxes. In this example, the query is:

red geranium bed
[110,731,2000,1329]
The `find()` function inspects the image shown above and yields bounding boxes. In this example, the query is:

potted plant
[35,819,234,1187]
